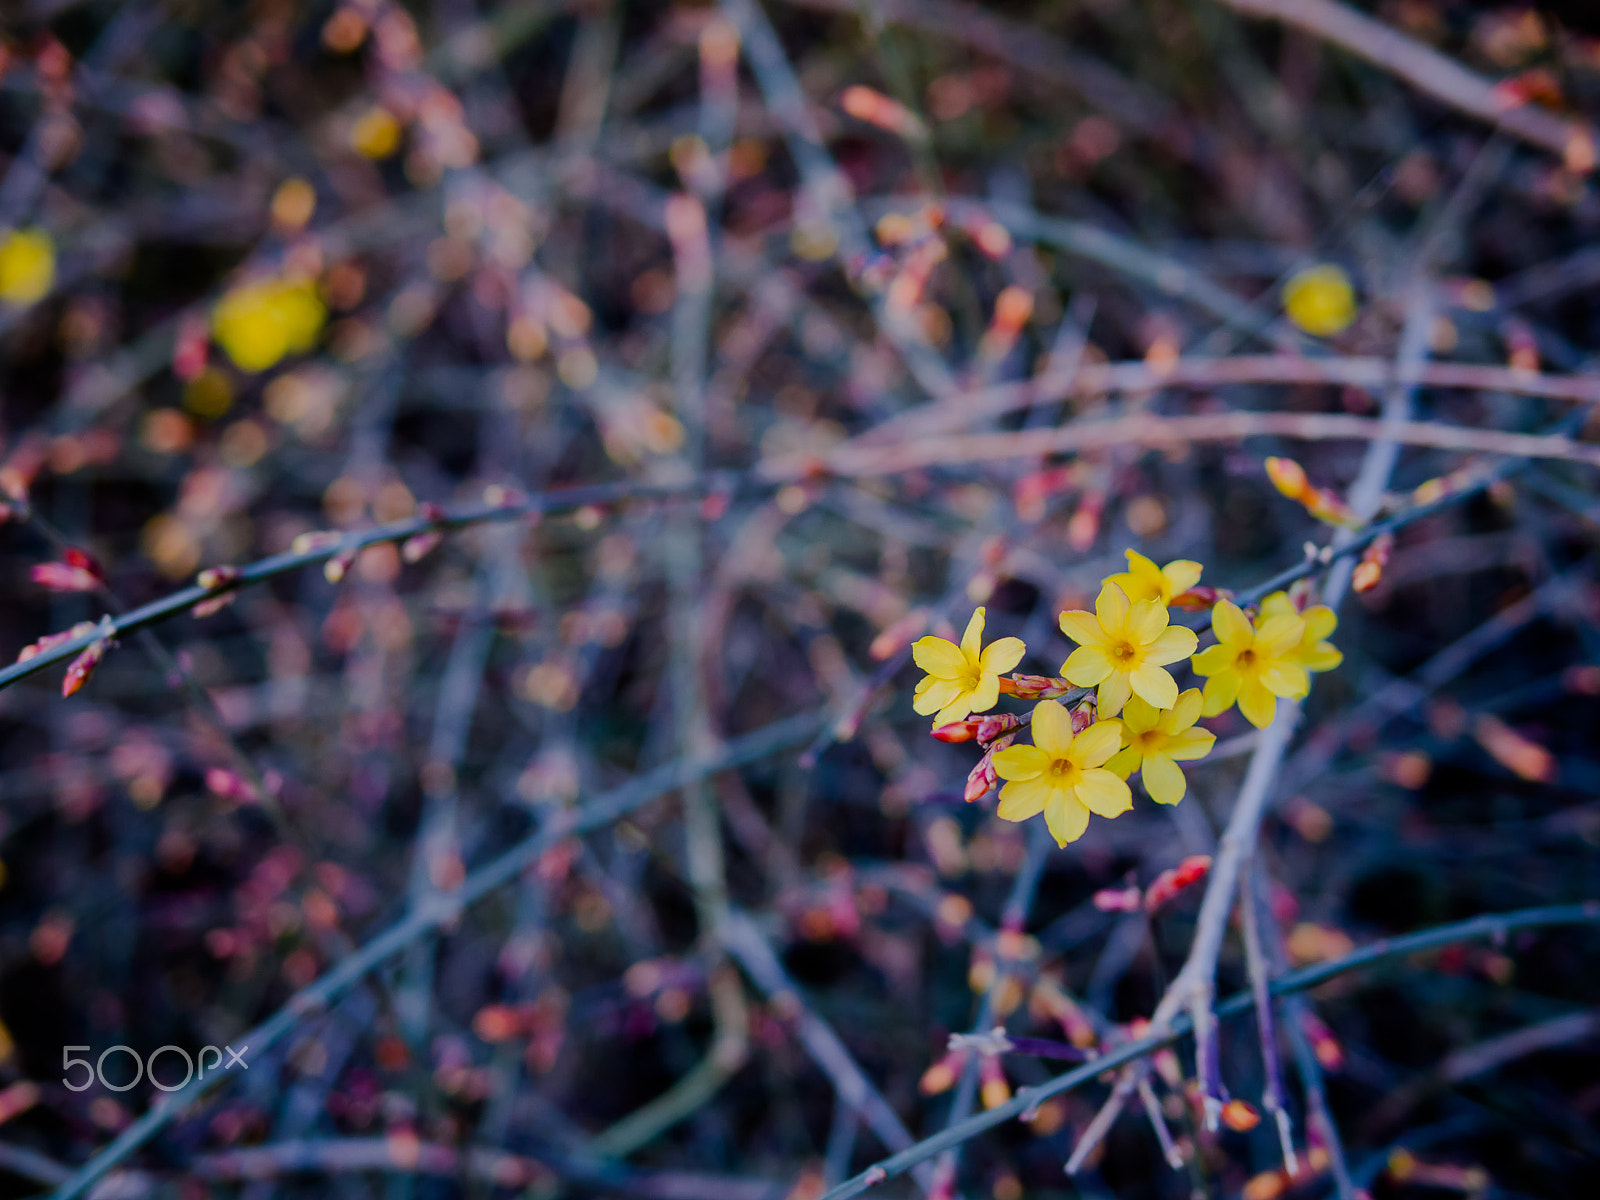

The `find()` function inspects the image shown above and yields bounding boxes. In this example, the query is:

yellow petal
[1255,614,1305,658]
[960,608,987,661]
[1063,644,1113,686]
[1072,719,1124,768]
[912,636,966,677]
[1161,559,1202,596]
[1211,599,1253,647]
[1058,609,1110,648]
[1237,678,1278,729]
[1043,790,1090,846]
[1139,754,1187,805]
[912,677,963,715]
[1165,726,1216,761]
[979,636,1026,675]
[1145,624,1197,666]
[1105,745,1140,780]
[1121,694,1161,735]
[1095,582,1130,633]
[967,671,1001,713]
[994,745,1050,781]
[997,777,1050,822]
[1302,606,1337,641]
[1259,592,1296,621]
[1201,671,1240,717]
[1096,670,1132,717]
[1126,598,1168,646]
[1191,644,1235,677]
[934,695,974,728]
[1301,643,1344,672]
[1074,769,1132,818]
[1030,699,1076,757]
[1260,661,1309,699]
[1163,687,1203,732]
[1130,664,1179,710]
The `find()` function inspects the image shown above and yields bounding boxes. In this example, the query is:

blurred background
[0,1,1597,1198]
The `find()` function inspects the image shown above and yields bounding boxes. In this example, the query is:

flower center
[1237,648,1257,669]
[1047,758,1082,784]
[1111,641,1138,663]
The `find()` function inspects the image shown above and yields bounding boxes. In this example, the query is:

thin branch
[813,902,1600,1200]
[1216,0,1596,168]
[44,713,821,1200]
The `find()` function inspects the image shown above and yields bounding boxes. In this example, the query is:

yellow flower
[212,277,327,373]
[993,701,1130,846]
[912,607,1026,729]
[352,107,403,159]
[1192,599,1308,728]
[1283,264,1357,337]
[1058,582,1198,716]
[1259,592,1343,673]
[1104,549,1203,606]
[0,228,55,306]
[1105,690,1215,806]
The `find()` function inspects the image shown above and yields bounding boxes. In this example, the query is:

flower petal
[994,744,1050,781]
[997,777,1049,822]
[1140,753,1187,805]
[1145,624,1198,666]
[1164,687,1203,732]
[1095,582,1130,633]
[979,636,1026,675]
[1073,719,1124,768]
[1237,678,1278,729]
[1043,790,1090,846]
[1302,605,1337,641]
[1211,599,1253,647]
[1121,694,1161,734]
[1260,661,1310,699]
[1030,699,1075,757]
[1191,643,1235,676]
[1126,598,1168,646]
[960,607,986,661]
[934,695,974,728]
[1161,559,1203,596]
[1301,643,1344,672]
[967,671,1001,713]
[913,677,963,715]
[1258,591,1296,621]
[1255,614,1305,658]
[1105,745,1140,779]
[913,636,966,677]
[1063,644,1113,686]
[1165,726,1216,761]
[1074,769,1132,818]
[1096,670,1132,717]
[1130,664,1179,710]
[1058,609,1110,648]
[1200,670,1240,717]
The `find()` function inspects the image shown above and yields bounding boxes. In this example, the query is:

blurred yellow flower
[1283,264,1356,337]
[213,277,327,373]
[993,701,1129,846]
[912,606,1026,729]
[352,107,402,159]
[1105,690,1215,806]
[1104,549,1202,606]
[1059,582,1197,716]
[0,228,55,306]
[1193,599,1308,728]
[1260,592,1343,673]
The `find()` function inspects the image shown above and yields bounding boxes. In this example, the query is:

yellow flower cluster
[212,276,327,372]
[0,228,55,306]
[909,550,1343,847]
